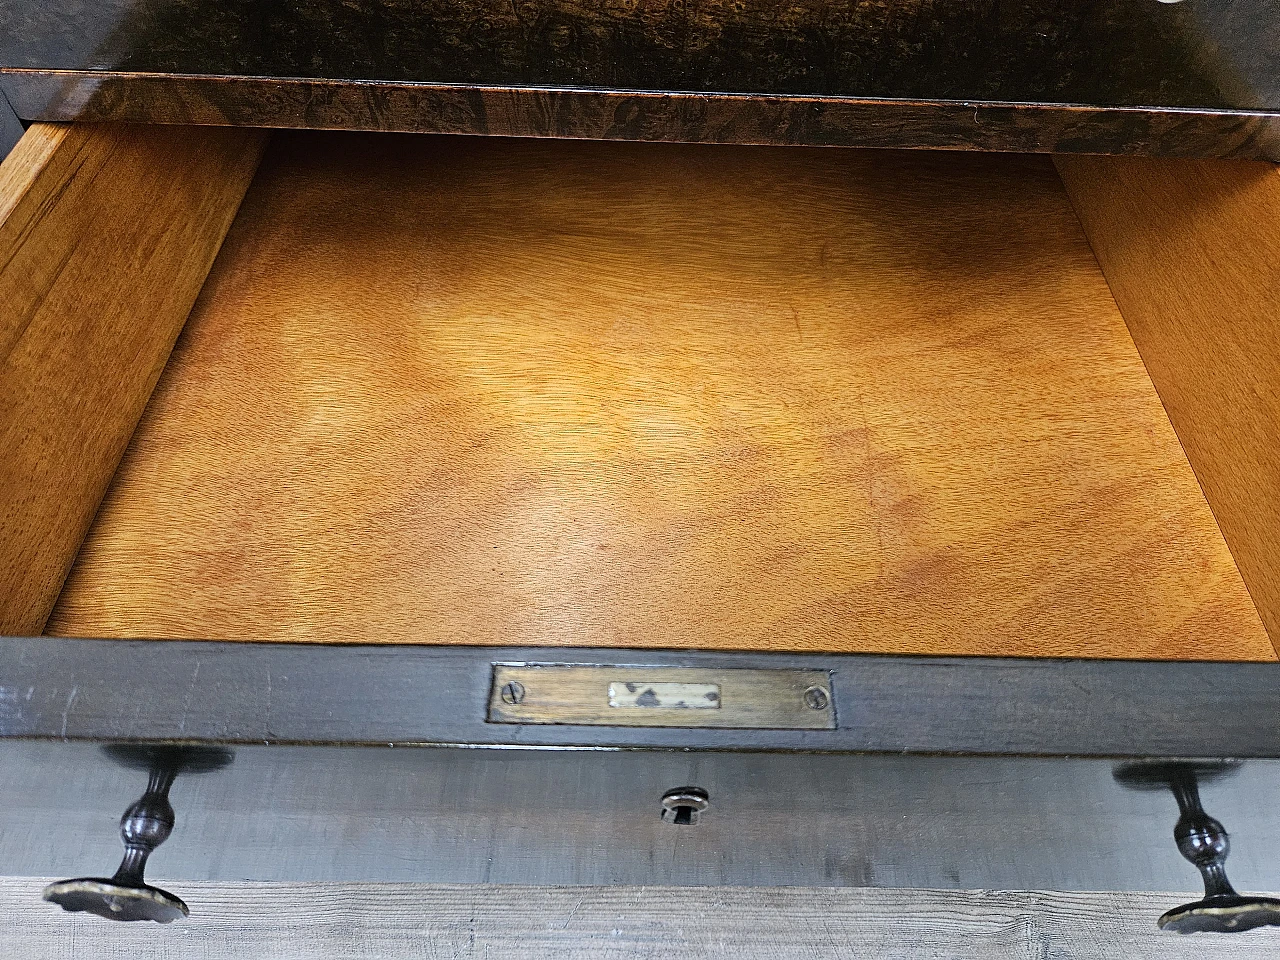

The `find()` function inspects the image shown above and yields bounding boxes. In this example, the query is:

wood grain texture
[7,71,1280,160]
[1055,156,1280,652]
[2,0,1279,112]
[0,121,266,636]
[48,133,1270,659]
[5,880,1280,959]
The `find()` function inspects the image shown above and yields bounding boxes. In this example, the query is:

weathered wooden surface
[12,640,1280,756]
[5,880,1280,958]
[48,133,1269,659]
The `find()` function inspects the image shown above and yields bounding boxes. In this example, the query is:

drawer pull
[42,746,232,924]
[1116,762,1280,934]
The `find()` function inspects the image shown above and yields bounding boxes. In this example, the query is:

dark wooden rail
[2,0,1278,157]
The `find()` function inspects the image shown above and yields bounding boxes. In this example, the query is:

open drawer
[3,122,1278,659]
[2,122,1280,938]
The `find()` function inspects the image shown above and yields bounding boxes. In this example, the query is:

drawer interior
[4,128,1277,659]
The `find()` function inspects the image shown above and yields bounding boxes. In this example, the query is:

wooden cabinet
[2,3,1280,939]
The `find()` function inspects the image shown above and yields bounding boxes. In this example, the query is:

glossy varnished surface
[1,0,1277,107]
[5,72,1278,161]
[47,135,1270,658]
[1,0,1279,156]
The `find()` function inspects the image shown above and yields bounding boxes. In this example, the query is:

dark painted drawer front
[6,642,1280,931]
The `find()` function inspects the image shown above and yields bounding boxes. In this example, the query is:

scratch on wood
[558,894,585,930]
[58,686,77,738]
[178,660,201,734]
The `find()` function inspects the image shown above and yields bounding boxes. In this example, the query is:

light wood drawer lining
[1057,155,1280,654]
[0,122,265,636]
[35,132,1271,660]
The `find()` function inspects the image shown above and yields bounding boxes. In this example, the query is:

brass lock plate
[487,664,835,729]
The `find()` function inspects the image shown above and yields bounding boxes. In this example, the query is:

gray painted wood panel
[10,639,1280,757]
[4,880,1280,959]
[0,95,21,160]
[8,742,1280,893]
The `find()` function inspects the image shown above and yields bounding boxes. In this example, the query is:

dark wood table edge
[4,69,1279,159]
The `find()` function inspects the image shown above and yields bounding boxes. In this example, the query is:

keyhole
[661,786,710,825]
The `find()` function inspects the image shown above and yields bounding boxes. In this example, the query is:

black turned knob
[1115,762,1280,935]
[43,746,232,924]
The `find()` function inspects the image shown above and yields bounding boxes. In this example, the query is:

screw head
[803,686,830,711]
[500,680,526,705]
